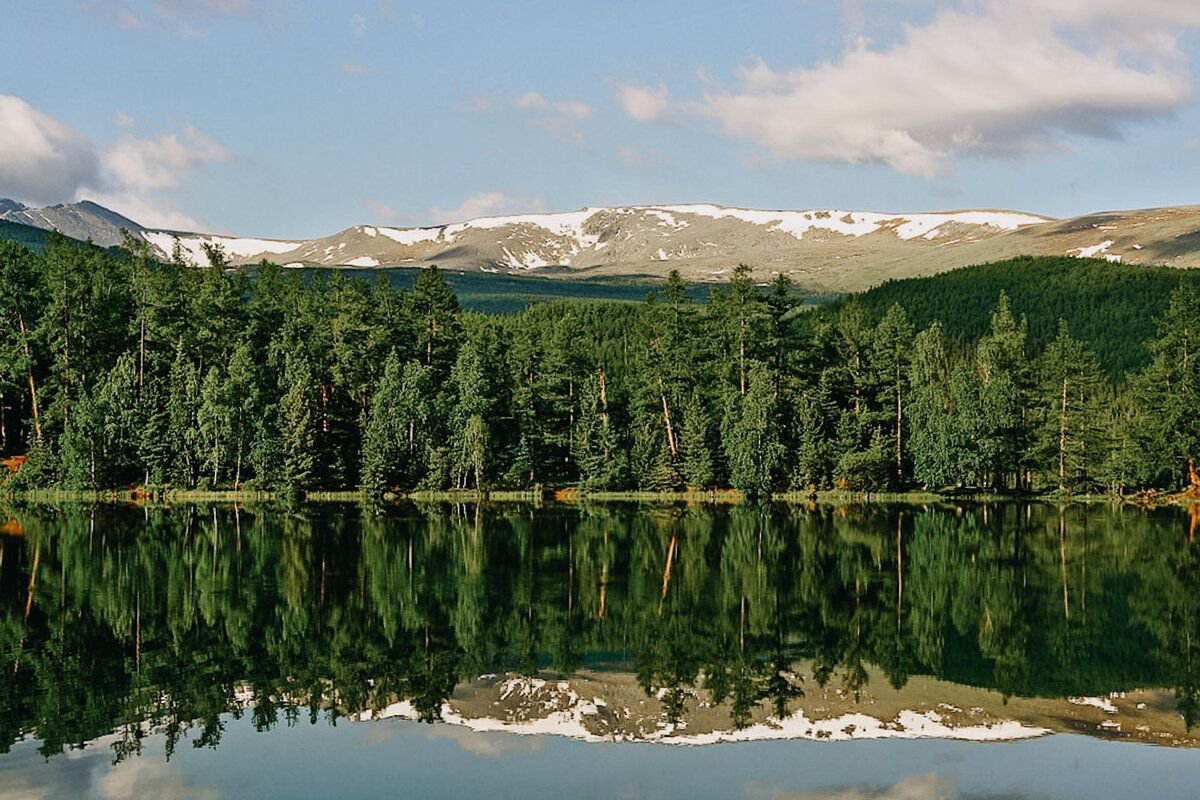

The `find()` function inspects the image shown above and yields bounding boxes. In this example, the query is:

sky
[3,1,1200,238]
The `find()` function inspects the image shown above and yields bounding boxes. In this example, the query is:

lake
[1,501,1199,798]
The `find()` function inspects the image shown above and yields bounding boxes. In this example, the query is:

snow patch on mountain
[377,226,444,246]
[1070,240,1121,262]
[142,232,302,266]
[444,209,602,250]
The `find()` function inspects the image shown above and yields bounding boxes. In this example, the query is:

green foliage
[854,255,1200,378]
[0,236,1197,497]
[2,502,1196,755]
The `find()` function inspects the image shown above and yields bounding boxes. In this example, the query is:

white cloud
[514,91,549,110]
[0,95,102,206]
[77,0,258,35]
[618,83,673,123]
[97,758,220,800]
[362,191,549,227]
[155,0,251,14]
[78,190,205,230]
[350,12,367,35]
[114,111,136,128]
[0,95,230,228]
[340,63,373,75]
[361,197,403,224]
[427,191,547,224]
[622,2,1200,176]
[463,91,594,143]
[422,724,545,757]
[510,92,594,143]
[767,774,957,800]
[104,123,231,191]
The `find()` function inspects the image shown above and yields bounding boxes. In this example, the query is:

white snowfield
[356,676,1049,745]
[652,205,1048,242]
[1070,241,1122,263]
[142,204,1052,270]
[142,231,302,266]
[375,226,444,246]
[426,205,1048,250]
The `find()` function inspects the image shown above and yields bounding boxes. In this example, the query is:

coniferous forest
[1,235,1198,499]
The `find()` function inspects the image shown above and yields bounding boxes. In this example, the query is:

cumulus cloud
[105,123,231,191]
[362,191,548,227]
[0,95,230,228]
[361,197,403,224]
[422,724,545,757]
[76,0,257,34]
[97,758,221,800]
[0,95,102,206]
[511,92,594,143]
[78,190,207,230]
[760,773,1032,800]
[427,191,547,224]
[156,0,251,14]
[618,83,673,123]
[458,91,594,143]
[622,1,1200,176]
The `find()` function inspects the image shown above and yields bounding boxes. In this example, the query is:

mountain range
[4,198,1200,291]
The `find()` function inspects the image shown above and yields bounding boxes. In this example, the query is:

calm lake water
[2,501,1199,798]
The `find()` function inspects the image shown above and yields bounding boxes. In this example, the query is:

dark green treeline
[1,502,1197,758]
[2,236,1199,497]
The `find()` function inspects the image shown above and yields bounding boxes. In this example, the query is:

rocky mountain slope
[5,199,1200,292]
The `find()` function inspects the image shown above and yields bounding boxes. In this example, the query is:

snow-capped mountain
[5,199,1200,291]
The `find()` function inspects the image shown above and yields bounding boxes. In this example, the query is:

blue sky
[3,1,1200,238]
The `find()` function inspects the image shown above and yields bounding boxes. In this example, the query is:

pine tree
[360,354,430,495]
[723,366,783,499]
[906,323,957,488]
[678,387,715,489]
[197,366,230,488]
[873,303,914,485]
[279,352,317,495]
[572,372,624,490]
[166,348,201,486]
[1133,283,1200,489]
[975,292,1033,490]
[1036,320,1104,493]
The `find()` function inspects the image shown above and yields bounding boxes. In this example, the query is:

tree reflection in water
[0,501,1195,760]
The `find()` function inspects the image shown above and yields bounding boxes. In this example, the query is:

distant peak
[0,198,28,214]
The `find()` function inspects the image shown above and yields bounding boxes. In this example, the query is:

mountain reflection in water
[1,501,1198,760]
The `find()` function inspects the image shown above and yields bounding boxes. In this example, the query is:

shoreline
[2,486,1196,507]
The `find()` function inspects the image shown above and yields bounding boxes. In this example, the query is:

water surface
[2,502,1198,797]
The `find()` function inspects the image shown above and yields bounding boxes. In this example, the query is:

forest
[0,234,1198,498]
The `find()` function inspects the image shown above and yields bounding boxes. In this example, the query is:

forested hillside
[0,236,1197,498]
[854,256,1200,377]
[0,220,53,253]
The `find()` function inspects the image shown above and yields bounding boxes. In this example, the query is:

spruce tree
[279,352,317,495]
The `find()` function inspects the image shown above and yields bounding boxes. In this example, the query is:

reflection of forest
[0,502,1197,759]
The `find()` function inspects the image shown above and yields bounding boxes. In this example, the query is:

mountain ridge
[4,198,1200,291]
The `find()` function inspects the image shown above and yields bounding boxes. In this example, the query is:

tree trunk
[895,362,903,479]
[661,391,678,458]
[739,330,746,396]
[1059,376,1068,492]
[16,313,41,441]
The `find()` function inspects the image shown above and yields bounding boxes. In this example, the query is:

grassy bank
[4,485,1196,508]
